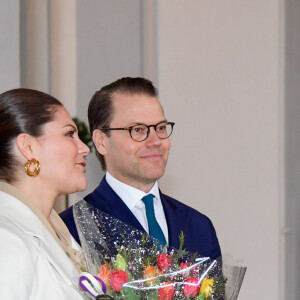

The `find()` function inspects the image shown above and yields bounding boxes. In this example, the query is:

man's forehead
[111,92,162,110]
[110,92,165,123]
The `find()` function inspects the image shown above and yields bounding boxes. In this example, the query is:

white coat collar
[0,183,80,289]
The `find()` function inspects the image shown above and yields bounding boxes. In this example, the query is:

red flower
[108,270,128,292]
[192,266,199,277]
[180,262,190,269]
[180,262,191,279]
[158,281,175,300]
[180,263,199,277]
[183,277,201,298]
[157,254,173,272]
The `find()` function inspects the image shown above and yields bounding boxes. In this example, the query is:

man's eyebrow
[130,120,168,126]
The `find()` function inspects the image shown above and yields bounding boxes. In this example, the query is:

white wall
[156,2,283,299]
[75,0,143,201]
[0,0,20,92]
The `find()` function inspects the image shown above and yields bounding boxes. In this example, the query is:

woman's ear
[93,129,108,155]
[16,133,35,160]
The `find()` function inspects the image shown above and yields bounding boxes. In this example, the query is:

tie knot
[142,194,155,207]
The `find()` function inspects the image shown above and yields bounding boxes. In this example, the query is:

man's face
[96,92,171,192]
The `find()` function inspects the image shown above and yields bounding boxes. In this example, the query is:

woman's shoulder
[0,214,38,252]
[0,215,37,275]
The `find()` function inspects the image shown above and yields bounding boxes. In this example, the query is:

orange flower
[143,266,162,286]
[98,264,111,289]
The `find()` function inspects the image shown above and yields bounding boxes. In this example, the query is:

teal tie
[142,194,167,246]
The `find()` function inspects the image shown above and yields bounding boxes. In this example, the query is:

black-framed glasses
[99,121,175,142]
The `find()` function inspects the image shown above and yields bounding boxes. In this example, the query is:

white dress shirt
[106,172,169,244]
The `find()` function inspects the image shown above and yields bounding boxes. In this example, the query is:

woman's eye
[66,130,75,138]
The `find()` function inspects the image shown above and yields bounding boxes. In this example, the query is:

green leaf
[147,289,159,300]
[122,287,140,300]
[115,254,127,270]
[179,230,184,251]
[195,292,206,300]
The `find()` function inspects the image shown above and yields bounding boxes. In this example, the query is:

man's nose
[146,127,161,144]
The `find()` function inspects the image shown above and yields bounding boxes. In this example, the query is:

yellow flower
[200,278,214,298]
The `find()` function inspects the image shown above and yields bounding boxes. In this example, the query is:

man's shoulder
[60,176,130,221]
[85,176,115,198]
[59,204,73,219]
[160,192,208,219]
[160,192,216,231]
[160,191,221,258]
[84,177,121,209]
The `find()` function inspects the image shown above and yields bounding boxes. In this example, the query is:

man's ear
[93,129,108,155]
[16,133,35,160]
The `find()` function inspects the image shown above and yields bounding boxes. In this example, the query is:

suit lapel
[87,178,190,250]
[87,177,146,233]
[160,192,188,250]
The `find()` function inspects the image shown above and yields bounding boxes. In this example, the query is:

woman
[0,88,90,299]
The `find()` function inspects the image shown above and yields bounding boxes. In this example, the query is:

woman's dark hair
[0,88,63,182]
[88,77,158,171]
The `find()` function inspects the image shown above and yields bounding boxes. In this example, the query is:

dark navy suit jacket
[60,176,221,259]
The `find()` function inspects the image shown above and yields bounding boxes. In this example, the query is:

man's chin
[143,169,165,182]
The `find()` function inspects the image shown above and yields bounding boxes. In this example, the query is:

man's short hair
[88,77,158,171]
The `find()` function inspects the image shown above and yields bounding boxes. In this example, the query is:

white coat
[0,189,88,300]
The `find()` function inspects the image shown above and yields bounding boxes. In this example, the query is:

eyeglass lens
[130,122,173,141]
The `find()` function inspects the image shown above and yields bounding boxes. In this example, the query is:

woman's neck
[9,179,56,220]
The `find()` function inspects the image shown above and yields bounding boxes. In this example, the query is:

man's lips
[140,153,163,160]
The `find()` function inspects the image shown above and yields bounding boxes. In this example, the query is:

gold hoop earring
[24,159,40,177]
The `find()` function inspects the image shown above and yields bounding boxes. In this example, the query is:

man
[60,77,221,259]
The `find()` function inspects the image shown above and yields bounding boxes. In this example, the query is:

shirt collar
[105,172,161,209]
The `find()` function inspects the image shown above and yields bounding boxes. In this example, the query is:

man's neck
[105,172,160,210]
[106,171,156,193]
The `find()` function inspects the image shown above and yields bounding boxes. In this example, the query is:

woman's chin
[64,180,87,195]
[76,182,88,193]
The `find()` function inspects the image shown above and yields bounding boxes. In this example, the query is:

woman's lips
[77,162,87,171]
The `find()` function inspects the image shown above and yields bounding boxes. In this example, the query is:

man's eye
[157,125,167,131]
[133,127,144,133]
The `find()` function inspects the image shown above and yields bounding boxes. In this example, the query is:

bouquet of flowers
[74,200,246,300]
